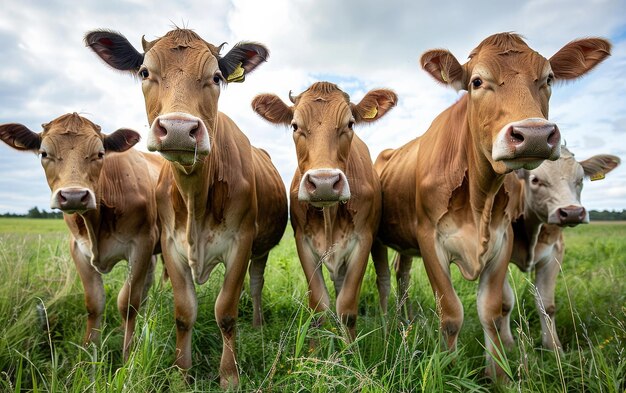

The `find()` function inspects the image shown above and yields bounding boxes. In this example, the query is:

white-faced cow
[372,33,611,378]
[85,28,288,388]
[0,113,162,359]
[252,82,396,338]
[505,146,620,350]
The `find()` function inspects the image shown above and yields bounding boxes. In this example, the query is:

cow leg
[500,274,516,349]
[419,237,463,351]
[249,253,268,327]
[117,247,155,360]
[164,243,197,371]
[215,238,252,389]
[371,239,391,315]
[534,252,563,351]
[72,246,105,346]
[395,253,415,321]
[336,238,372,340]
[476,230,513,380]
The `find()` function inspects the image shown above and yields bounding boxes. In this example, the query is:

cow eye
[348,120,355,130]
[291,122,298,132]
[39,151,48,158]
[98,151,105,159]
[138,67,149,79]
[213,72,224,85]
[531,176,540,185]
[546,73,554,86]
[471,78,483,88]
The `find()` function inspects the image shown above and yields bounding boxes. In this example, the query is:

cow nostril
[304,175,316,193]
[155,121,168,138]
[189,125,199,138]
[80,191,89,203]
[559,209,568,218]
[547,128,559,146]
[510,128,525,143]
[332,176,343,192]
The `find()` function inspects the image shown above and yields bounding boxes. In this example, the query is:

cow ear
[103,128,141,152]
[550,38,611,81]
[421,49,466,90]
[352,89,398,123]
[84,30,144,73]
[580,154,620,180]
[0,123,41,151]
[251,94,293,125]
[219,42,269,83]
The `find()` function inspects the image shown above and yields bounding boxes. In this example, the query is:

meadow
[0,217,624,392]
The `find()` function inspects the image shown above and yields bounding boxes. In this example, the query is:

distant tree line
[0,207,63,219]
[589,209,626,221]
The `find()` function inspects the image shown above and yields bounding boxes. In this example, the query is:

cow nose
[53,188,96,212]
[553,205,587,226]
[506,120,560,158]
[298,169,351,204]
[147,113,211,162]
[154,118,200,143]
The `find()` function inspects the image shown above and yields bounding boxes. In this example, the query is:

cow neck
[167,115,232,278]
[167,136,213,272]
[65,207,102,268]
[520,200,545,265]
[465,125,510,257]
[426,93,510,264]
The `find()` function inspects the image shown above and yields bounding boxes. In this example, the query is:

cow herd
[0,28,620,388]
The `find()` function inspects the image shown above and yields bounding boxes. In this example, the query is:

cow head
[0,113,139,213]
[253,82,397,207]
[517,146,620,226]
[85,29,268,170]
[421,33,611,174]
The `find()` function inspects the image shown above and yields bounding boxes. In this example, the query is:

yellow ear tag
[441,70,448,83]
[363,106,378,119]
[226,62,245,83]
[590,172,605,181]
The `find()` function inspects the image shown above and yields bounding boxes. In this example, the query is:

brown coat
[85,28,288,388]
[0,113,162,360]
[372,33,610,379]
[253,82,397,338]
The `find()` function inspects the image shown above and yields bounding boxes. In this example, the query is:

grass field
[0,218,624,392]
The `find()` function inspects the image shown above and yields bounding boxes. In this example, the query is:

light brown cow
[372,33,610,378]
[252,82,396,338]
[85,28,288,387]
[505,146,620,350]
[0,113,162,359]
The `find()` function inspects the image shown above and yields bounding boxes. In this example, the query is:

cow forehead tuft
[42,113,101,137]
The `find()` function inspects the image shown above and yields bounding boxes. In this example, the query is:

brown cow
[84,28,288,388]
[504,146,620,350]
[0,113,162,359]
[372,33,610,378]
[252,82,396,338]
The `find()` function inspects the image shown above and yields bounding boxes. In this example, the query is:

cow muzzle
[493,118,561,170]
[147,112,211,165]
[547,204,588,226]
[51,187,97,213]
[298,168,351,207]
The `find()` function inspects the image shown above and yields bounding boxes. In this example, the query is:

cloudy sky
[1,0,625,214]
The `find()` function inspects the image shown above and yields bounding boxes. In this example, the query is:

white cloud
[1,0,625,213]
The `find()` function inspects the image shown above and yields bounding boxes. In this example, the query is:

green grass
[0,218,624,392]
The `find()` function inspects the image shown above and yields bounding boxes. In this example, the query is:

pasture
[0,218,624,392]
